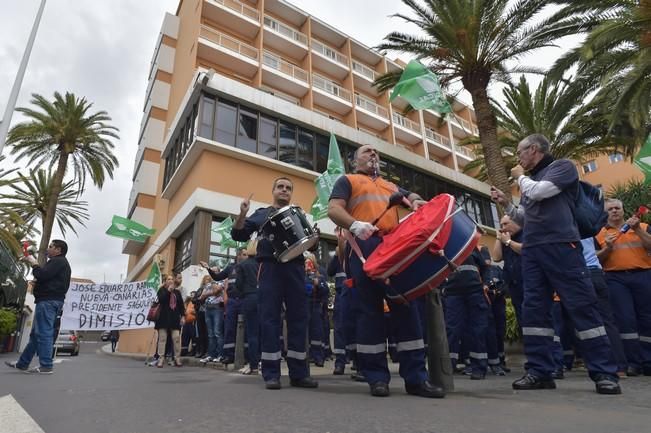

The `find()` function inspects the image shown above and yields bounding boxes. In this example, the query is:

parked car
[100,330,111,341]
[54,330,80,356]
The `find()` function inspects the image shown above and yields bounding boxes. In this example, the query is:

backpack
[574,180,607,238]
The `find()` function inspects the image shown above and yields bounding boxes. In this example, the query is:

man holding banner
[5,240,71,375]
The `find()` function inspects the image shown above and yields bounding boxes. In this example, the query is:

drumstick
[371,192,410,226]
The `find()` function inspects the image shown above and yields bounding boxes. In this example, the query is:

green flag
[634,133,651,184]
[145,261,161,290]
[106,215,155,242]
[311,134,344,220]
[211,216,241,249]
[390,60,452,113]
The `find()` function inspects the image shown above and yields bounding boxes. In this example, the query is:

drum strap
[343,229,410,304]
[343,230,366,264]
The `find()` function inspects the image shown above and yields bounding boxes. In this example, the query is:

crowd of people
[146,136,650,399]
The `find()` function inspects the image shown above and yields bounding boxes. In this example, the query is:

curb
[99,345,342,375]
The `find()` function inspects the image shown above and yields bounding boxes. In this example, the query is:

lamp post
[0,0,47,156]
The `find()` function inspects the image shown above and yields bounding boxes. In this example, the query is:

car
[100,330,111,341]
[54,330,80,356]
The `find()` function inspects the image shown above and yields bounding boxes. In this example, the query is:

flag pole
[0,0,47,156]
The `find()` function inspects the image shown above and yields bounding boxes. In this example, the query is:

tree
[0,156,24,254]
[461,75,639,179]
[374,0,564,197]
[1,169,90,237]
[6,92,119,263]
[548,0,651,144]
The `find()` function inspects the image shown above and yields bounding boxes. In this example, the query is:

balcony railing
[263,50,309,83]
[472,124,479,136]
[352,60,376,81]
[456,145,474,158]
[311,40,348,67]
[425,127,451,148]
[355,93,388,119]
[452,114,472,132]
[264,16,308,45]
[312,74,351,102]
[392,112,420,133]
[357,126,382,138]
[207,0,260,21]
[200,25,259,60]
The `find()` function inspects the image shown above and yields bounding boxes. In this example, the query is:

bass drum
[261,205,319,263]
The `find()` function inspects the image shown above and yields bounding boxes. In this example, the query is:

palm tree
[548,0,651,139]
[1,169,90,237]
[6,92,119,263]
[0,156,24,254]
[461,75,640,180]
[374,0,564,197]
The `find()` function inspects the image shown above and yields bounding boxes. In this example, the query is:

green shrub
[0,308,18,336]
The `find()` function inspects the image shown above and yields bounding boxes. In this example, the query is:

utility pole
[0,0,47,156]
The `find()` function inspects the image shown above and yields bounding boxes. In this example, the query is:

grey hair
[605,198,623,209]
[520,134,550,153]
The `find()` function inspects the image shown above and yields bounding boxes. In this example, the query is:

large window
[173,225,193,274]
[216,100,237,146]
[163,92,498,228]
[237,107,258,153]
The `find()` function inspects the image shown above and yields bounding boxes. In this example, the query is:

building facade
[119,0,499,352]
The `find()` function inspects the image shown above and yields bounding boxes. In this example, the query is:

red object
[637,206,649,217]
[364,194,455,278]
[22,241,30,257]
[364,194,480,301]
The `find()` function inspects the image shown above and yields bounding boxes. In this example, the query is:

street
[1,342,650,433]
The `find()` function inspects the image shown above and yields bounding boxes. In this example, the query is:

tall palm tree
[0,156,24,254]
[462,76,639,180]
[548,0,651,138]
[1,169,90,237]
[374,0,564,197]
[6,92,119,263]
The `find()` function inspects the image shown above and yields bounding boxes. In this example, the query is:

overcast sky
[0,0,573,282]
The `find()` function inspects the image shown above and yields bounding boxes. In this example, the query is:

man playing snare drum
[232,177,318,390]
[328,144,445,398]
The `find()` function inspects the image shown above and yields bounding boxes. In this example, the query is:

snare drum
[364,194,480,301]
[261,205,319,263]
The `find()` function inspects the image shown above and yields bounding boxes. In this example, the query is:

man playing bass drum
[328,144,445,398]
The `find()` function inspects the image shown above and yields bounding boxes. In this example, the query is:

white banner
[61,280,157,331]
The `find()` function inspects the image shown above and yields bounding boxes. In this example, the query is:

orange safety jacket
[345,174,401,234]
[595,223,651,271]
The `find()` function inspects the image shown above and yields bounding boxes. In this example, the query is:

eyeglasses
[516,145,532,157]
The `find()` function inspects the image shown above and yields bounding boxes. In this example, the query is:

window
[216,100,237,146]
[297,128,315,170]
[279,121,297,165]
[237,107,258,153]
[608,153,623,164]
[259,116,278,160]
[582,160,598,174]
[200,96,214,138]
[173,225,193,274]
[315,134,329,173]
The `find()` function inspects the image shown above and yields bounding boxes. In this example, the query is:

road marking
[0,394,46,433]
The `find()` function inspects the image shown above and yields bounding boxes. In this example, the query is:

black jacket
[32,255,72,303]
[236,257,259,297]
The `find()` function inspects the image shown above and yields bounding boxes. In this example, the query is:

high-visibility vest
[595,223,651,271]
[345,174,400,233]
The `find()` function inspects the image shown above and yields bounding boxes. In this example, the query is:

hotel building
[120,0,499,351]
